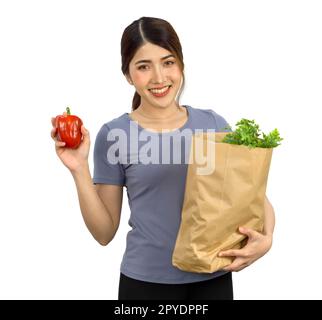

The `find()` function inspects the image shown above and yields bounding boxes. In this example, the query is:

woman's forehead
[132,43,173,61]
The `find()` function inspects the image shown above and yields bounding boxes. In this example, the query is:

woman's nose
[152,65,166,83]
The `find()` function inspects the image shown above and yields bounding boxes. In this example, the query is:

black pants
[118,272,233,300]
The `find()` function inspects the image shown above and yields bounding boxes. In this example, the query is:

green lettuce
[222,118,283,148]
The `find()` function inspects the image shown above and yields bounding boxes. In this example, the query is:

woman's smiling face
[127,42,183,109]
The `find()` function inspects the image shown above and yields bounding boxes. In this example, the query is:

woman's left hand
[219,226,273,272]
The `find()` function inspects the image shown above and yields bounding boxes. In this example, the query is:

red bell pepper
[55,107,83,149]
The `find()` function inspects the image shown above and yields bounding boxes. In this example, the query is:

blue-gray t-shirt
[93,105,231,284]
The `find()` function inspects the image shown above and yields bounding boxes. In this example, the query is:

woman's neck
[136,103,181,120]
[129,104,188,133]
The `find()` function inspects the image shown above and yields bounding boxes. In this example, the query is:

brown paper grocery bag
[172,132,273,273]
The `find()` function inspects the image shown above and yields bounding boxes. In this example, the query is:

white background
[0,0,321,300]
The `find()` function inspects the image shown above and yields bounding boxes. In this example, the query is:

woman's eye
[137,61,175,70]
[138,65,148,70]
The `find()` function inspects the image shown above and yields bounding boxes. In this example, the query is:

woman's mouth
[148,85,172,98]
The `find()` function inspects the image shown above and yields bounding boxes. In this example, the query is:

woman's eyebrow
[135,54,175,65]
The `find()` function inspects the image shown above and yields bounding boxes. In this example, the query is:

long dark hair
[121,17,185,111]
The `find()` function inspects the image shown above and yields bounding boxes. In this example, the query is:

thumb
[239,226,256,239]
[81,125,90,141]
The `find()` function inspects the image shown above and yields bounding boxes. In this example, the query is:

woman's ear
[125,74,133,85]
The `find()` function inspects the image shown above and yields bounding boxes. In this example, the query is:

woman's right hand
[51,117,90,173]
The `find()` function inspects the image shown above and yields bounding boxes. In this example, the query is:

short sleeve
[208,110,232,132]
[93,124,125,186]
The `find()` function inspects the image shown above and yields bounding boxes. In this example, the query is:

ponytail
[132,91,141,111]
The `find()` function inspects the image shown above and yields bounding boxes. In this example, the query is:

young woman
[51,17,275,300]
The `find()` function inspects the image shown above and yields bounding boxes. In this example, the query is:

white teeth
[150,86,170,94]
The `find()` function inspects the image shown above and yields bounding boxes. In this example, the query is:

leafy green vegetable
[221,119,283,148]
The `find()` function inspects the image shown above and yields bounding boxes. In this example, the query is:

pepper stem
[66,106,71,115]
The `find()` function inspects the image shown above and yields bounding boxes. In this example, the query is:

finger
[219,249,246,258]
[55,140,66,148]
[239,226,258,239]
[51,117,56,127]
[81,125,90,143]
[81,124,89,136]
[222,263,238,272]
[51,127,57,140]
[234,263,249,272]
[223,259,245,272]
